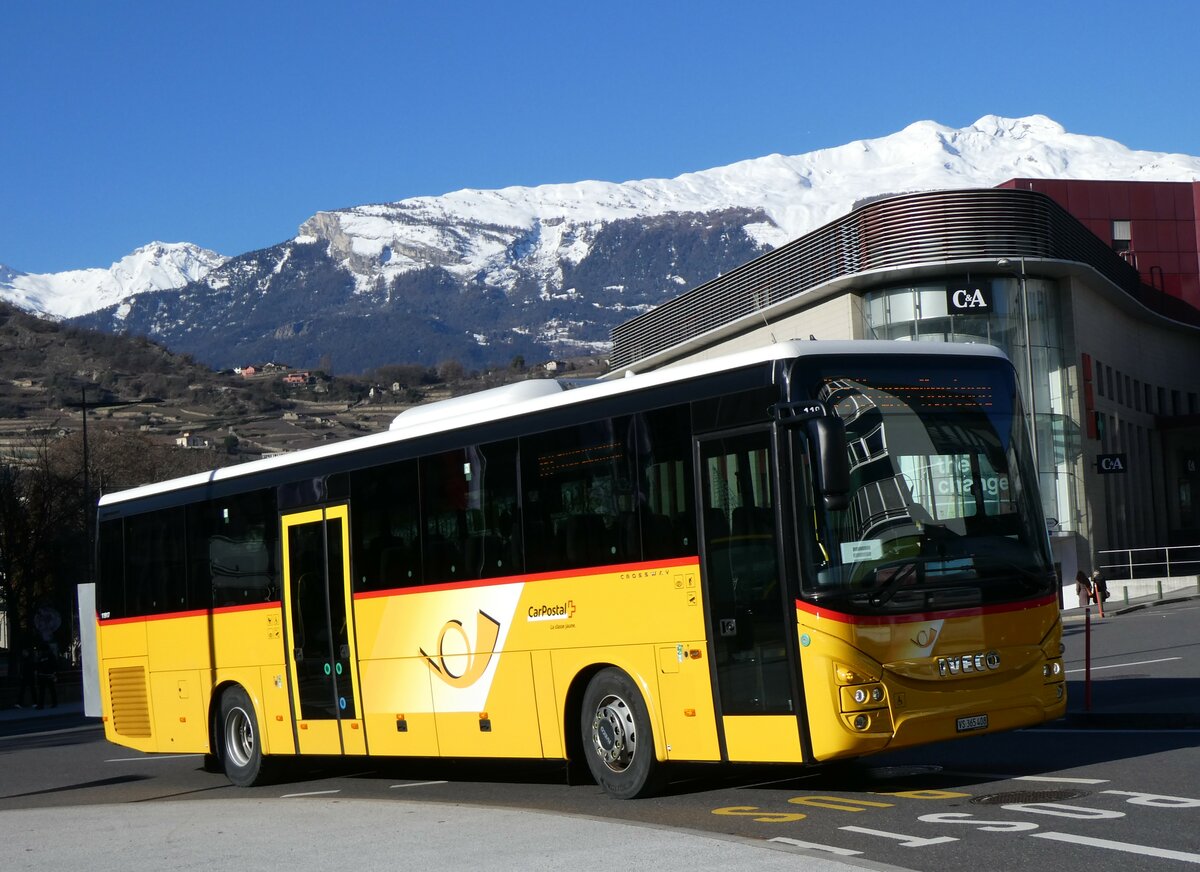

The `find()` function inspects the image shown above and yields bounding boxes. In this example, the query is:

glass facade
[862,275,1080,536]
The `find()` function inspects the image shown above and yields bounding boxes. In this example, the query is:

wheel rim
[590,693,636,773]
[225,705,255,769]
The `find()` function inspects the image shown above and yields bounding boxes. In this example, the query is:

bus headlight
[841,683,887,712]
[1042,659,1064,682]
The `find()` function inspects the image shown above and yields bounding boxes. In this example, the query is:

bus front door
[698,430,806,763]
[282,506,366,756]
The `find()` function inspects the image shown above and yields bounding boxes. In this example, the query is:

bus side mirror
[808,417,850,511]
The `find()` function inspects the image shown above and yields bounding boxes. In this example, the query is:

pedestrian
[34,640,58,710]
[1092,569,1108,618]
[1074,570,1092,609]
[15,643,37,708]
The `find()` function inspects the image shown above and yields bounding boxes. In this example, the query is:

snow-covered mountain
[10,115,1200,372]
[0,242,227,319]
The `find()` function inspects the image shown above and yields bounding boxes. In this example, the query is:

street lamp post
[999,258,1039,475]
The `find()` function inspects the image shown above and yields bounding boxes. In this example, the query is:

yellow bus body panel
[352,558,715,763]
[798,597,1066,761]
[722,715,804,763]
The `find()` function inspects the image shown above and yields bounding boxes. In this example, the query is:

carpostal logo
[527,600,577,622]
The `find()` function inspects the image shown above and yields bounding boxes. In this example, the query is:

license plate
[956,714,989,733]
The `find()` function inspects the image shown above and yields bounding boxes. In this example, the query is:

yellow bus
[94,340,1065,798]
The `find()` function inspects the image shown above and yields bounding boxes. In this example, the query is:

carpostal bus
[93,340,1065,799]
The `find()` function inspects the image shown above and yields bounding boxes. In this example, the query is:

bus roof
[97,339,1008,508]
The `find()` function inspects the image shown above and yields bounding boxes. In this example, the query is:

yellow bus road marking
[389,781,449,789]
[1031,832,1200,864]
[281,789,342,798]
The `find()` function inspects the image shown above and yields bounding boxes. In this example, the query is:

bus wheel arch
[577,666,665,799]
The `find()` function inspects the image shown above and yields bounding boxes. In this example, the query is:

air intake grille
[108,666,152,738]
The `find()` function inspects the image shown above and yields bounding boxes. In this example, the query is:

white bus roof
[98,339,1008,508]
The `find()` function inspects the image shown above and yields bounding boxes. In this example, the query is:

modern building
[610,181,1200,582]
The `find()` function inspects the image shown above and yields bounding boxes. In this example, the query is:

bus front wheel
[218,686,271,787]
[580,668,664,799]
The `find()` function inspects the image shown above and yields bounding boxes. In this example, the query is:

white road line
[1032,831,1200,864]
[0,725,100,742]
[769,837,862,856]
[1015,775,1109,785]
[281,789,342,798]
[389,780,448,789]
[105,753,203,762]
[1029,728,1200,734]
[1065,656,1181,674]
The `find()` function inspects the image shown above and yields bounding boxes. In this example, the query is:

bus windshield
[797,356,1055,613]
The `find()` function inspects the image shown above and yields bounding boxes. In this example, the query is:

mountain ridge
[6,115,1200,372]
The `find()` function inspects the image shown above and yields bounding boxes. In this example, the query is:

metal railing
[1097,545,1200,580]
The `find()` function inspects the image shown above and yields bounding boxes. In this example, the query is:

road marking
[0,725,101,742]
[281,789,341,798]
[1015,775,1109,785]
[105,753,203,762]
[1032,832,1200,864]
[1029,728,1200,734]
[769,837,862,856]
[839,826,957,847]
[389,780,448,789]
[1065,656,1181,674]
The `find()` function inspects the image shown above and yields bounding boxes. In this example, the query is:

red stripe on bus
[794,593,1059,625]
[97,600,280,626]
[353,555,701,600]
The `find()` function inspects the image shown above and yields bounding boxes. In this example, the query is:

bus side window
[521,417,639,572]
[420,439,521,584]
[637,405,696,558]
[97,518,126,619]
[351,459,422,589]
[203,489,278,607]
[125,507,188,615]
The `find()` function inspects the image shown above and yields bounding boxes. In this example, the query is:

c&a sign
[946,283,994,313]
[1096,453,1128,474]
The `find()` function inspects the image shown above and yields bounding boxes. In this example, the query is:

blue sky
[4,0,1198,274]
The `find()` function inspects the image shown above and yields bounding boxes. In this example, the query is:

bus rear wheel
[580,668,663,799]
[218,686,271,787]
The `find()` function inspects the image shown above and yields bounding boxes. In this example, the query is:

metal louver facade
[610,188,1151,369]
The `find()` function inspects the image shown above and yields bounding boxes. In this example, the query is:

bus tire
[580,668,664,799]
[218,686,271,787]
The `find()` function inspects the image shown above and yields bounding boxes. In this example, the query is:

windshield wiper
[870,561,921,607]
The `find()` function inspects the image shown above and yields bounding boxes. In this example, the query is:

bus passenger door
[282,505,366,756]
[697,429,806,763]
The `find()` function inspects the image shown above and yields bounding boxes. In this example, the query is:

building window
[1096,361,1105,397]
[1112,219,1132,253]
